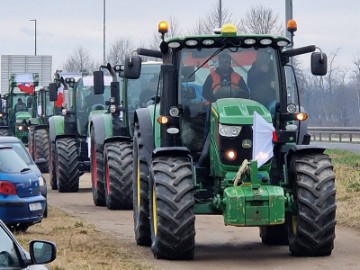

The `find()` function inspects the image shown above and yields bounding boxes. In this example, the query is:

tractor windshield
[178,47,280,152]
[74,76,111,136]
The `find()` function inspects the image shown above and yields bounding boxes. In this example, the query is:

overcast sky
[0,0,359,88]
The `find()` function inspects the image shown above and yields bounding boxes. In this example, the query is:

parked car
[0,145,46,232]
[0,136,48,217]
[0,219,56,269]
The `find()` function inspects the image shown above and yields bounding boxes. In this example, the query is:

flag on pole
[55,84,64,108]
[14,74,35,94]
[252,112,275,168]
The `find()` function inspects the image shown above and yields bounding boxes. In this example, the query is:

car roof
[0,136,22,143]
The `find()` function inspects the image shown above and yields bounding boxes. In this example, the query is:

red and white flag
[55,84,64,107]
[15,74,35,94]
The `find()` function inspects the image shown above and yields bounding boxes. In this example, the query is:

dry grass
[13,149,360,269]
[326,149,360,230]
[14,207,154,270]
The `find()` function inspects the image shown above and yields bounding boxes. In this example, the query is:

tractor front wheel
[34,128,50,173]
[132,127,151,246]
[150,155,195,260]
[55,138,79,192]
[288,153,336,256]
[90,129,105,206]
[104,141,133,210]
[49,142,57,190]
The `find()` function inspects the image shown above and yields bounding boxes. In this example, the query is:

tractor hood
[15,111,32,121]
[211,98,272,125]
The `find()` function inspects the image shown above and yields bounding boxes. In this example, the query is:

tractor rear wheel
[34,128,50,173]
[104,141,133,210]
[0,129,11,136]
[132,124,151,246]
[90,129,105,206]
[56,138,79,192]
[150,155,195,260]
[288,153,336,256]
[28,126,34,158]
[49,142,57,190]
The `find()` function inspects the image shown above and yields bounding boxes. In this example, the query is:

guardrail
[308,127,360,143]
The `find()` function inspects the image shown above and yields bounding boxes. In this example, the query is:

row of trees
[61,4,360,127]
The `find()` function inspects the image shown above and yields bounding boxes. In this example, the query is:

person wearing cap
[202,52,250,104]
[247,49,276,108]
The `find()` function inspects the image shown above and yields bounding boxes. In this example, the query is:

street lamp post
[29,19,37,55]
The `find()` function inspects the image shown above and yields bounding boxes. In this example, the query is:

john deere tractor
[128,22,336,260]
[48,72,110,192]
[0,73,39,144]
[91,61,160,210]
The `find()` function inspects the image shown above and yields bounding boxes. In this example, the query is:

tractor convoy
[0,18,337,262]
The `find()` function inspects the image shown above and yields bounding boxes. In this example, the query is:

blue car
[0,136,48,217]
[0,145,46,232]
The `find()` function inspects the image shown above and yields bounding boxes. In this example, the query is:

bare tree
[352,53,360,121]
[62,46,95,72]
[188,3,240,35]
[106,38,133,65]
[239,5,283,35]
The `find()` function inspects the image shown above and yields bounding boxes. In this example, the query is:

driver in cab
[202,52,249,105]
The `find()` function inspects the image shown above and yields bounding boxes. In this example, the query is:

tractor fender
[48,116,65,143]
[283,144,326,171]
[89,114,113,146]
[34,124,48,131]
[152,147,191,159]
[134,108,155,160]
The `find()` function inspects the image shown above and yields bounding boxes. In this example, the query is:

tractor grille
[215,124,253,166]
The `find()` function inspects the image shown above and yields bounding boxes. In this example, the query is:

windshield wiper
[187,45,227,79]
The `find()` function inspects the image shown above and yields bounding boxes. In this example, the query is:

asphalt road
[46,173,360,270]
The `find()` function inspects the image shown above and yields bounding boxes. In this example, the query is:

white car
[0,219,56,269]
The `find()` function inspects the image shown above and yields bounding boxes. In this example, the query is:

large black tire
[0,129,11,136]
[260,224,288,245]
[150,155,195,260]
[90,129,105,206]
[34,129,50,173]
[132,124,151,246]
[104,141,133,210]
[288,153,336,256]
[56,138,79,192]
[49,142,57,190]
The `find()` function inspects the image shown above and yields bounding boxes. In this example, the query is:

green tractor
[91,61,161,210]
[0,73,39,144]
[129,22,336,259]
[27,85,56,173]
[48,72,109,192]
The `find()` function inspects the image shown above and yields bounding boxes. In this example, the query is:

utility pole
[218,0,222,28]
[29,19,37,55]
[103,0,106,64]
[285,0,293,47]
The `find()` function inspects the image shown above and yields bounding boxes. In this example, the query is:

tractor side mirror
[124,56,142,79]
[49,83,58,101]
[93,71,105,95]
[311,52,327,76]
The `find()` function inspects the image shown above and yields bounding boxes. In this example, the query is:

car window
[0,148,29,173]
[7,143,32,164]
[0,226,21,268]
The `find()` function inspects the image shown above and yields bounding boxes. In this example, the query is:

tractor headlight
[219,124,241,137]
[224,149,237,161]
[61,108,67,116]
[18,126,23,131]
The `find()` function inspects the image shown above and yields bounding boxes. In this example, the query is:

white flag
[252,112,274,168]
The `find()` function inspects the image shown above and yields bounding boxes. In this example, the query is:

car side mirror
[93,71,105,95]
[124,56,142,79]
